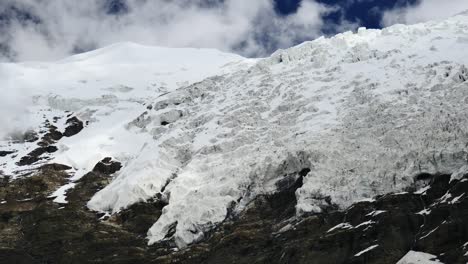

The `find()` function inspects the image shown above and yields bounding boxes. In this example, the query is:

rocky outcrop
[0,151,15,157]
[63,116,84,137]
[92,157,122,175]
[14,116,84,167]
[17,145,58,166]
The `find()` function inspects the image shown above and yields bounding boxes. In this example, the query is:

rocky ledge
[0,163,467,264]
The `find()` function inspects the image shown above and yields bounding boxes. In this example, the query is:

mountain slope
[0,11,468,262]
[92,12,468,247]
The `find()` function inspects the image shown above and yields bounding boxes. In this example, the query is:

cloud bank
[0,0,339,61]
[382,0,468,26]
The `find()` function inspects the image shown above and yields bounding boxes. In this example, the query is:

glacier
[1,13,468,248]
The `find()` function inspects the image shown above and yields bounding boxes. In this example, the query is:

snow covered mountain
[1,10,468,260]
[0,43,252,178]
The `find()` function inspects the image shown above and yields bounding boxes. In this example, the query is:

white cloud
[0,0,337,61]
[0,65,32,140]
[382,0,468,26]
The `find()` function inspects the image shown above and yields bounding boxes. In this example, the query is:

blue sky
[0,0,466,61]
[275,0,419,28]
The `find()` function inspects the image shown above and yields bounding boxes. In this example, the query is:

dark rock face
[40,163,72,171]
[63,117,84,137]
[0,165,155,264]
[92,157,122,175]
[0,151,15,157]
[39,126,63,145]
[114,199,167,236]
[16,145,58,166]
[0,168,467,264]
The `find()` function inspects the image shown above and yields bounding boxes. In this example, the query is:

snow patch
[355,220,376,229]
[396,251,443,264]
[417,209,431,216]
[354,244,379,257]
[415,185,431,195]
[450,193,465,204]
[48,183,76,204]
[419,227,439,240]
[366,210,387,217]
[327,223,354,233]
